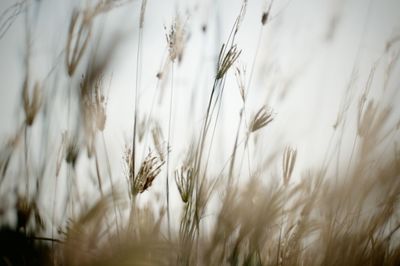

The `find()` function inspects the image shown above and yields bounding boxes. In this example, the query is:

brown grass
[0,0,399,265]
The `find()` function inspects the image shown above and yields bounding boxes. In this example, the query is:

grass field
[0,0,399,265]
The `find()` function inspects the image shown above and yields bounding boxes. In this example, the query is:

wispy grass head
[175,166,193,203]
[165,15,186,63]
[249,106,274,133]
[130,152,165,195]
[216,44,241,80]
[282,146,297,186]
[22,78,42,127]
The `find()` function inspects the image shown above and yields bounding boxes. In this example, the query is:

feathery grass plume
[282,146,297,186]
[80,75,108,136]
[165,15,186,63]
[66,0,126,76]
[22,78,42,127]
[129,150,164,195]
[249,105,274,133]
[175,166,193,203]
[65,8,92,76]
[79,36,120,157]
[216,44,241,80]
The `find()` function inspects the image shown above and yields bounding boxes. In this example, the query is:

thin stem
[24,125,29,196]
[102,132,120,237]
[94,148,104,196]
[166,62,174,239]
[228,109,243,183]
[131,13,144,186]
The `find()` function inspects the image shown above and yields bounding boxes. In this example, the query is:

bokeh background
[0,0,399,230]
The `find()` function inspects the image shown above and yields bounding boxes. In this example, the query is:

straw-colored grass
[0,0,399,265]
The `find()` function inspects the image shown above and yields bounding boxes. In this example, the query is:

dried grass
[0,0,399,265]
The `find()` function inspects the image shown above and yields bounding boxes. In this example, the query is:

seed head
[249,106,274,133]
[165,16,186,63]
[282,146,297,186]
[22,79,42,126]
[216,44,241,80]
[175,166,193,203]
[131,151,164,195]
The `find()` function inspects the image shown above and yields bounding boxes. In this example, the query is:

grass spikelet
[282,146,297,186]
[65,8,92,77]
[81,74,108,137]
[249,105,274,133]
[216,44,241,80]
[175,166,193,203]
[131,150,164,195]
[165,16,186,63]
[22,78,42,127]
[65,1,125,76]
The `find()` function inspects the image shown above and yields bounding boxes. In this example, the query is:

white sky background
[0,0,399,230]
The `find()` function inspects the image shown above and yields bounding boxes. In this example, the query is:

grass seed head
[132,151,164,195]
[175,166,193,203]
[22,78,42,126]
[65,9,92,77]
[166,16,186,63]
[282,146,297,186]
[249,106,274,133]
[216,44,241,80]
